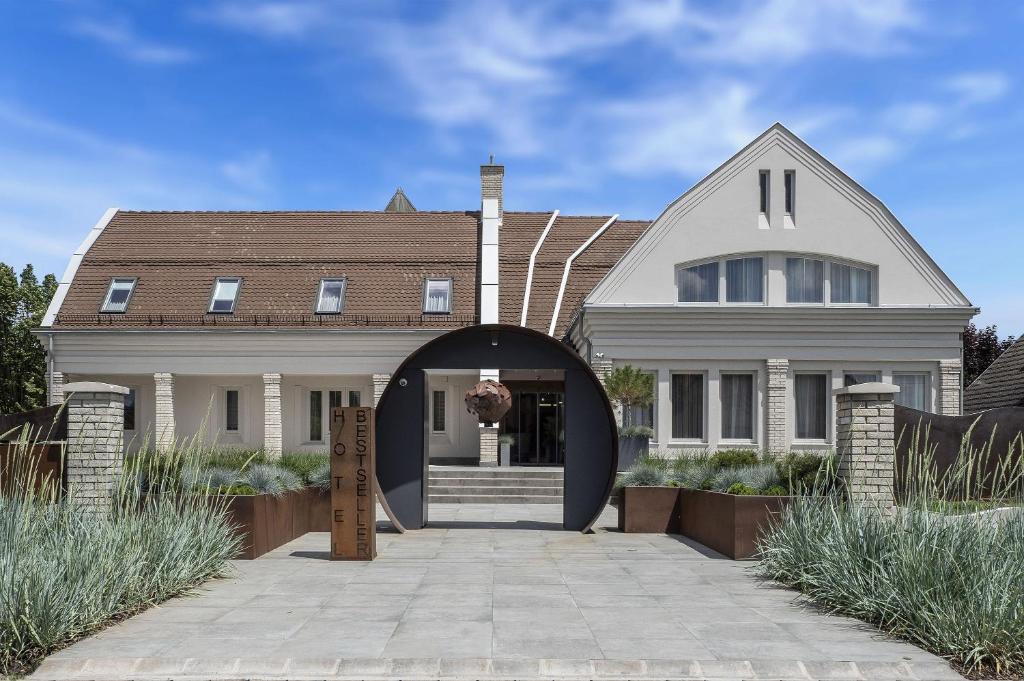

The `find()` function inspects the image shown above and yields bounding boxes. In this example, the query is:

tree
[603,365,654,429]
[0,263,57,414]
[964,322,1016,386]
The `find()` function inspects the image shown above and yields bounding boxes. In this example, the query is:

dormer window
[315,278,346,314]
[208,277,241,314]
[100,278,136,313]
[423,278,452,314]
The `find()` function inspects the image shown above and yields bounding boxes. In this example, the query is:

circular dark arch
[375,324,618,533]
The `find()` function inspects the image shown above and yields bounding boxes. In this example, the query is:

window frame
[793,371,830,443]
[893,372,931,411]
[422,277,453,315]
[669,371,707,443]
[785,257,825,305]
[759,170,770,216]
[676,255,766,306]
[431,389,447,434]
[829,261,873,306]
[123,386,138,432]
[315,278,347,314]
[784,170,795,217]
[100,277,138,314]
[224,388,241,434]
[207,277,243,314]
[720,371,757,444]
[307,389,324,443]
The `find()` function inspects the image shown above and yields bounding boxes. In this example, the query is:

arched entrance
[375,324,617,532]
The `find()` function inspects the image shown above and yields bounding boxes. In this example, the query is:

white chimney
[479,160,503,326]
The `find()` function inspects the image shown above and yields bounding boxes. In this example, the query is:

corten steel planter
[678,488,791,559]
[617,486,681,533]
[616,435,650,472]
[219,488,324,560]
[0,442,64,492]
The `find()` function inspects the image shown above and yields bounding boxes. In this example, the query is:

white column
[48,371,65,406]
[656,368,672,447]
[372,374,391,407]
[263,373,282,457]
[938,359,962,416]
[766,359,789,453]
[154,372,175,453]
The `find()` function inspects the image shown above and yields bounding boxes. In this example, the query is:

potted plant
[604,365,655,471]
[498,434,515,467]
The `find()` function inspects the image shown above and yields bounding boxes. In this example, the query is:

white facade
[38,124,976,459]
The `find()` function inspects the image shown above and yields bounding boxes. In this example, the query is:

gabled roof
[587,123,972,308]
[965,337,1024,412]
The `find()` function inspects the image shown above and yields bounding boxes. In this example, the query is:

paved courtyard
[32,504,961,680]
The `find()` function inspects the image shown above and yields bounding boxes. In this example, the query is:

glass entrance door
[502,390,564,466]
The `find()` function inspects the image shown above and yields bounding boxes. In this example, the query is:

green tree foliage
[603,364,654,428]
[964,322,1016,386]
[0,263,57,413]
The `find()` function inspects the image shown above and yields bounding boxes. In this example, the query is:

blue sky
[1,1,1021,332]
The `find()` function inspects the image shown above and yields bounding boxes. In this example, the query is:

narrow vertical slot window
[309,390,323,441]
[784,170,795,216]
[759,171,770,215]
[225,390,239,433]
[432,390,446,432]
[123,388,136,431]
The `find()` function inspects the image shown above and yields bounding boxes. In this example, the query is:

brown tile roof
[54,209,649,333]
[964,337,1024,412]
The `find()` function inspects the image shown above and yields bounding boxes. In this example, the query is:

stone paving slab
[31,504,964,681]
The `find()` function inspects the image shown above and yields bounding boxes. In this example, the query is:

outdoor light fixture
[398,378,408,387]
[491,331,499,346]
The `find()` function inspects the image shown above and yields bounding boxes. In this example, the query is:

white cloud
[197,1,331,39]
[71,18,196,64]
[881,102,943,134]
[945,71,1010,105]
[221,151,274,194]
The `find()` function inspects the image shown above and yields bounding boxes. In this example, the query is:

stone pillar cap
[833,382,900,396]
[63,381,130,395]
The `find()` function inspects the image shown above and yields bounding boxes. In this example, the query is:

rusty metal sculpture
[464,379,512,424]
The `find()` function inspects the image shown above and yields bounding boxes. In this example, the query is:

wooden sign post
[329,406,376,560]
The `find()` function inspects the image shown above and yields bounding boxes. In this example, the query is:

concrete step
[428,476,563,487]
[427,494,562,504]
[428,467,563,479]
[429,485,563,496]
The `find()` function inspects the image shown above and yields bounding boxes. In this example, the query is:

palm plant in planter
[604,365,655,471]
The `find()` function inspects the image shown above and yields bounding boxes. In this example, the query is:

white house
[36,124,975,463]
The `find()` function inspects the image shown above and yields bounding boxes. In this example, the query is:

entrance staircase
[428,466,564,504]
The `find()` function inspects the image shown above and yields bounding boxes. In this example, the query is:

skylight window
[208,277,241,314]
[423,278,452,314]
[101,278,136,313]
[316,278,346,314]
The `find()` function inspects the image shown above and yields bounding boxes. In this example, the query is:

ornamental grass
[0,425,241,676]
[756,423,1024,677]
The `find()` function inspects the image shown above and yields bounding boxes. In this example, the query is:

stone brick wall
[154,372,175,453]
[938,359,962,416]
[480,164,504,215]
[766,359,789,453]
[834,383,898,507]
[479,425,498,466]
[263,373,282,457]
[64,382,128,514]
[589,356,621,425]
[372,373,391,407]
[48,371,65,406]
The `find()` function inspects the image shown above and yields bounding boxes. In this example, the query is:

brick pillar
[834,382,898,508]
[479,426,499,467]
[263,373,282,457]
[372,373,391,407]
[154,372,175,453]
[48,371,65,406]
[590,355,622,426]
[766,359,789,453]
[938,359,962,416]
[64,382,128,514]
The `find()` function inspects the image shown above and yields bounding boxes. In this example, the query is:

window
[209,277,241,313]
[101,278,136,313]
[329,390,343,412]
[725,257,763,303]
[721,373,754,440]
[348,390,361,407]
[431,390,446,432]
[316,278,346,314]
[309,390,323,441]
[671,373,704,440]
[894,373,930,411]
[423,278,452,314]
[784,170,795,215]
[795,374,828,440]
[844,372,880,387]
[759,170,769,215]
[830,262,871,304]
[123,388,136,431]
[786,257,824,303]
[225,390,239,432]
[333,389,361,408]
[677,262,719,303]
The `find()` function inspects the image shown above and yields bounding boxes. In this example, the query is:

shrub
[619,463,668,487]
[726,482,758,495]
[709,449,759,469]
[775,452,835,494]
[238,464,303,496]
[636,450,672,471]
[310,463,331,492]
[214,484,258,495]
[761,485,789,496]
[180,465,239,491]
[278,452,328,485]
[619,425,655,438]
[203,448,267,471]
[0,436,240,676]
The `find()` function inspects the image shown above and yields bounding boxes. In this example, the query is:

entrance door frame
[375,324,618,533]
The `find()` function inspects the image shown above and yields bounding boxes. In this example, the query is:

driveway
[32,504,961,680]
